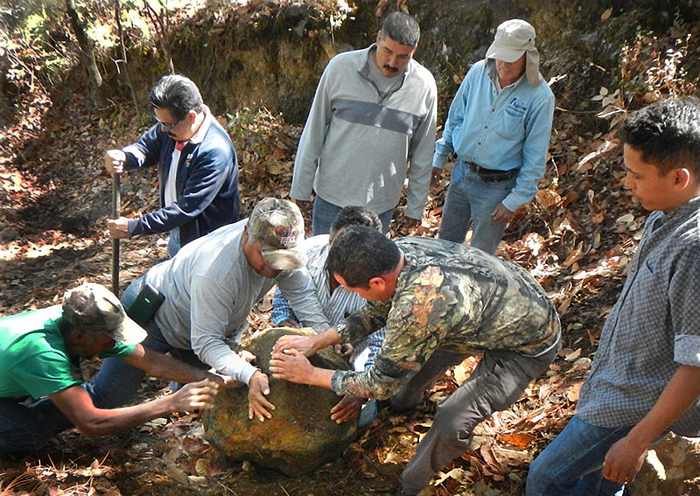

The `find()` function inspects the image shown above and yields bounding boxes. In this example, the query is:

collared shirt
[577,198,700,436]
[164,110,214,207]
[270,235,386,370]
[271,235,366,326]
[433,59,555,212]
[291,45,437,220]
[144,219,330,385]
[330,237,560,399]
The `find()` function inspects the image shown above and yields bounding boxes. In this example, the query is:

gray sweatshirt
[291,45,437,219]
[145,219,330,385]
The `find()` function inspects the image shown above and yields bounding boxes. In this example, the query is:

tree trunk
[65,0,102,107]
[143,1,175,74]
[113,0,139,114]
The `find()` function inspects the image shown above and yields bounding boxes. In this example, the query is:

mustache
[383,65,398,72]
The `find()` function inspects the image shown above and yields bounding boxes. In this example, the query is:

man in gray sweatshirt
[290,11,437,235]
[94,198,330,423]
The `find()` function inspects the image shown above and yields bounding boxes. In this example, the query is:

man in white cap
[94,198,330,424]
[433,19,555,254]
[0,283,223,455]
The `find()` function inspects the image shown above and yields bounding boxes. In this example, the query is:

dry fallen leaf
[567,382,583,402]
[496,432,535,449]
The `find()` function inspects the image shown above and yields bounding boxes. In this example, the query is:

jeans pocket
[450,160,466,185]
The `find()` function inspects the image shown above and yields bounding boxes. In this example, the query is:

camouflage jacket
[330,237,560,399]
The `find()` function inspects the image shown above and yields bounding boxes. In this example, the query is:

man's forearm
[127,346,212,384]
[145,350,214,384]
[86,396,176,436]
[627,365,700,448]
[312,328,342,352]
[307,367,334,390]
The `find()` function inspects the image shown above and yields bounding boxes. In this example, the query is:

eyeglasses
[154,115,183,132]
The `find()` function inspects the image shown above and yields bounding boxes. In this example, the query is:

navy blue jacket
[123,113,240,247]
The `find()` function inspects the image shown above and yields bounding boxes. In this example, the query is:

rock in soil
[203,327,357,476]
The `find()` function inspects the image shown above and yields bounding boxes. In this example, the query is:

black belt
[466,161,518,182]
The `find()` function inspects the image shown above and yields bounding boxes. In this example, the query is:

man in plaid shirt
[527,97,700,495]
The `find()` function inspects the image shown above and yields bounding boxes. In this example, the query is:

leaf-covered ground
[0,71,651,495]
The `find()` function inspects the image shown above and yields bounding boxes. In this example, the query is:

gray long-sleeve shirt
[290,45,437,219]
[145,219,330,385]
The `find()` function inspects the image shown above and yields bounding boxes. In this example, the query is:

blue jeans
[167,228,181,258]
[92,276,207,409]
[0,383,101,455]
[311,196,393,236]
[526,415,630,496]
[438,160,516,255]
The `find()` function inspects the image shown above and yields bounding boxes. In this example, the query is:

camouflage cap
[62,283,147,345]
[248,197,305,271]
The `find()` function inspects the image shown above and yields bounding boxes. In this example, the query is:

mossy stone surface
[203,327,357,476]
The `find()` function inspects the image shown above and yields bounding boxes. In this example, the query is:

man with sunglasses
[104,75,240,257]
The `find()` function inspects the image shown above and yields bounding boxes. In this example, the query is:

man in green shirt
[0,283,223,455]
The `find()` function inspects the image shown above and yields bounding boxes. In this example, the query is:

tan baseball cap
[486,19,542,86]
[62,283,147,345]
[247,198,305,271]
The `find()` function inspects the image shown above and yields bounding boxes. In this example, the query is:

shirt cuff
[432,153,448,169]
[127,218,140,236]
[336,321,351,343]
[239,362,259,386]
[502,193,528,213]
[674,334,700,367]
[290,185,314,202]
[330,369,347,395]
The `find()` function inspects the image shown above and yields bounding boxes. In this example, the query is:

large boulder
[629,433,700,495]
[203,327,357,476]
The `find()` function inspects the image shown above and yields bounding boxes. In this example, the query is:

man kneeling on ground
[94,198,330,424]
[0,283,224,456]
[270,227,561,496]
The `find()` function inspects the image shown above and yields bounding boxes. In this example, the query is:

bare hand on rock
[330,396,364,423]
[248,371,275,422]
[270,348,314,384]
[272,335,317,357]
[172,379,219,412]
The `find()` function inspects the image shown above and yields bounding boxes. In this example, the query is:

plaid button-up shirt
[577,197,700,436]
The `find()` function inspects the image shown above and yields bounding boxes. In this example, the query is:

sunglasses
[154,115,183,132]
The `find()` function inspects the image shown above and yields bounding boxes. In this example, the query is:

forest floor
[0,75,645,495]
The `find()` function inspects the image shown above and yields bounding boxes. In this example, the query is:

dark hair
[619,97,700,175]
[380,12,420,48]
[329,206,383,240]
[326,226,401,288]
[149,74,203,120]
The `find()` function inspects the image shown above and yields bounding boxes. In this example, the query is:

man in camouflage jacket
[270,227,561,496]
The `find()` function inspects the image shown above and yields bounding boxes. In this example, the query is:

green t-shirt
[0,305,136,399]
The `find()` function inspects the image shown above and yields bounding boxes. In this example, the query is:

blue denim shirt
[433,60,555,212]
